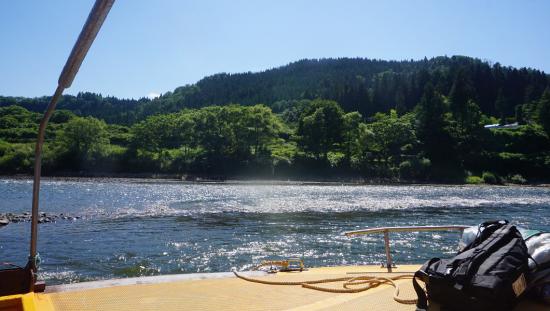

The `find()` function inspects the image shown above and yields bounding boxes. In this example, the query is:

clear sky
[1,0,549,99]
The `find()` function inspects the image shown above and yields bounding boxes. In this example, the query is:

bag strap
[528,254,540,271]
[413,270,428,311]
[414,258,439,311]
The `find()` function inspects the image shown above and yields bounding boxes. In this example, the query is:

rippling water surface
[1,178,549,285]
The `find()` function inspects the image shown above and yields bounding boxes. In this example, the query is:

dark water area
[1,178,549,285]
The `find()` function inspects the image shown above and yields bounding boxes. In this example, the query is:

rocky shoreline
[0,212,80,227]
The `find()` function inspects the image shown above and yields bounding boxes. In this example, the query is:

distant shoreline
[2,174,549,188]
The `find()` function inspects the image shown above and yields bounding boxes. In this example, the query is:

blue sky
[1,0,549,99]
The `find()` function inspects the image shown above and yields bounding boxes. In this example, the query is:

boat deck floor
[6,265,548,311]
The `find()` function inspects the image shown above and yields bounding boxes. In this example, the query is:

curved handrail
[344,225,470,272]
[345,225,469,236]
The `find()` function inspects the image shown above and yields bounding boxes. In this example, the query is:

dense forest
[1,56,550,183]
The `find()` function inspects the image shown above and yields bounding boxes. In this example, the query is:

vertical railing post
[383,230,393,272]
[27,0,115,292]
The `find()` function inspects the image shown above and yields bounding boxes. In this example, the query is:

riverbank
[1,174,549,187]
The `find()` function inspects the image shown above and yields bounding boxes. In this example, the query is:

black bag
[413,220,530,311]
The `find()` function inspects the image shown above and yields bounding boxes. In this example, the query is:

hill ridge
[1,55,548,124]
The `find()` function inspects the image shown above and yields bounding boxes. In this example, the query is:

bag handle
[460,220,509,253]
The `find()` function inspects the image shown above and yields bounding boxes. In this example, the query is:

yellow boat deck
[1,265,547,311]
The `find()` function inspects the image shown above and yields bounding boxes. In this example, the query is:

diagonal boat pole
[29,0,115,286]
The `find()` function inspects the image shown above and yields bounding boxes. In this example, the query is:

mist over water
[1,178,549,285]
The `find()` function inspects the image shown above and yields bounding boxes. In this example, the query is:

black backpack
[413,220,530,311]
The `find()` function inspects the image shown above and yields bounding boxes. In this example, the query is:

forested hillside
[2,56,548,124]
[1,56,549,183]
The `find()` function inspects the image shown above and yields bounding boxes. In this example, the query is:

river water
[1,178,549,285]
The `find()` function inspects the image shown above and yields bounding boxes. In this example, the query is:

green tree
[58,117,110,166]
[0,142,33,173]
[415,84,458,177]
[448,100,486,169]
[297,99,344,159]
[131,112,195,152]
[495,89,508,124]
[449,69,474,125]
[241,105,282,156]
[538,87,550,135]
[342,111,363,163]
[193,106,231,158]
[366,110,416,170]
[191,105,281,171]
[50,110,76,123]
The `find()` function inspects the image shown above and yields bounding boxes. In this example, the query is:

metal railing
[28,0,115,292]
[344,225,469,272]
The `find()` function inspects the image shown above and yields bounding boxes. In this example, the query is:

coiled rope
[233,271,417,305]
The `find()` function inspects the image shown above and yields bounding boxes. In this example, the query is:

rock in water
[0,212,75,227]
[0,217,9,226]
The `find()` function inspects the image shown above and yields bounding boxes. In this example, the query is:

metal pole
[28,0,115,290]
[383,230,393,273]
